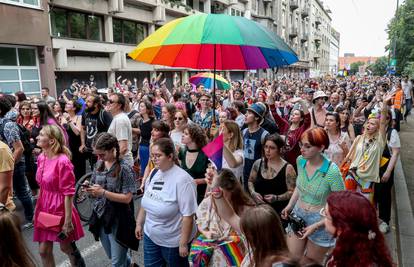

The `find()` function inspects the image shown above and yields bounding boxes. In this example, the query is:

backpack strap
[98,109,105,126]
[149,168,159,183]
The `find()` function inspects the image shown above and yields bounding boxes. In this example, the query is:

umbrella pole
[212,44,217,126]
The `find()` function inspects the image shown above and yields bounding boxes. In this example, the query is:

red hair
[301,127,329,150]
[327,191,393,267]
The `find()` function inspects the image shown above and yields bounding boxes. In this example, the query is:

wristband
[102,190,106,198]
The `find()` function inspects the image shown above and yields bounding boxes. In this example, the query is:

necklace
[187,148,200,153]
[362,136,376,161]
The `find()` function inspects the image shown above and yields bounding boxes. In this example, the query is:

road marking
[57,242,103,267]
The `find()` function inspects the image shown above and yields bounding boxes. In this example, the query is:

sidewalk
[392,115,414,267]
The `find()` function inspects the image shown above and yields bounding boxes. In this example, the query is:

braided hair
[93,132,121,178]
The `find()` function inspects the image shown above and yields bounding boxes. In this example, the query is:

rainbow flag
[202,134,224,170]
[217,235,244,266]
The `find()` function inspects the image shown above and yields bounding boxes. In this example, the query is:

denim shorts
[287,205,335,248]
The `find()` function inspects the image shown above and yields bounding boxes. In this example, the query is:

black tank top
[254,159,289,214]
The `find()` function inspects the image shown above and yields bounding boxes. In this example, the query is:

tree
[367,56,388,76]
[387,0,414,75]
[350,61,364,75]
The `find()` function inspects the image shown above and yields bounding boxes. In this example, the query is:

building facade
[339,54,378,71]
[0,0,55,95]
[1,0,338,96]
[329,27,340,75]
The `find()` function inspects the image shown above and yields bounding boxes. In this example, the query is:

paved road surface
[19,197,144,266]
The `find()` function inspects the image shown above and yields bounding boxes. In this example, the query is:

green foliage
[350,61,364,75]
[367,56,388,76]
[387,0,414,75]
[403,62,414,78]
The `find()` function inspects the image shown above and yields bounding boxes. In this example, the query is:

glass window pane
[123,21,136,44]
[23,0,39,6]
[51,9,68,37]
[0,47,17,66]
[113,19,122,43]
[136,23,147,44]
[69,12,86,39]
[18,48,36,66]
[0,69,19,81]
[0,82,20,94]
[88,15,102,41]
[21,69,39,80]
[22,81,40,93]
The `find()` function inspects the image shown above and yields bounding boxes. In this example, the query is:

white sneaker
[379,222,390,234]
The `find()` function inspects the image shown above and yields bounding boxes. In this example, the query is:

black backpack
[0,119,32,155]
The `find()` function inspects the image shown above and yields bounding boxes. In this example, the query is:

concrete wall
[0,2,56,96]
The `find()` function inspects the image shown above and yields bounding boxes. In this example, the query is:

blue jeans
[99,225,131,267]
[144,234,189,267]
[138,144,150,176]
[13,161,34,221]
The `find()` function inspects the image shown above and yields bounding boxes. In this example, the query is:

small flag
[202,134,224,170]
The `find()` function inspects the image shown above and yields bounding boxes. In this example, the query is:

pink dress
[33,153,84,242]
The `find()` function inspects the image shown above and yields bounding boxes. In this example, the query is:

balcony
[301,6,309,18]
[314,32,321,42]
[301,32,309,43]
[315,16,322,25]
[289,0,299,10]
[289,27,298,38]
[314,49,321,58]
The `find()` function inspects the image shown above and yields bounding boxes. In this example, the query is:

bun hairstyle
[93,132,121,178]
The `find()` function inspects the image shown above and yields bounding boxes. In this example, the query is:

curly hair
[184,124,208,149]
[326,191,393,267]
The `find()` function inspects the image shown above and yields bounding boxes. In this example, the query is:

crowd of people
[0,73,412,267]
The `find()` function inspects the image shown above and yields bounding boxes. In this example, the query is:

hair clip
[368,230,376,240]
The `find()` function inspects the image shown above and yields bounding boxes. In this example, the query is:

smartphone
[58,231,68,240]
[81,183,91,189]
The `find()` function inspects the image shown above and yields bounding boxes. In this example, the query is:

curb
[393,158,414,266]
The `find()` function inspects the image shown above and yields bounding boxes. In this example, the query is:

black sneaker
[71,242,86,267]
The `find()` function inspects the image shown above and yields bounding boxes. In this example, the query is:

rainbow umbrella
[129,13,298,124]
[189,72,230,90]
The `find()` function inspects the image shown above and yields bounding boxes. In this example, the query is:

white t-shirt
[141,165,198,247]
[388,129,401,153]
[402,81,413,99]
[108,112,134,166]
[222,149,244,180]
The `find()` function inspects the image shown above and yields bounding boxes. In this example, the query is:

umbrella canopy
[189,72,230,90]
[128,13,298,70]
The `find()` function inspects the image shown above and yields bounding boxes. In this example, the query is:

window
[50,8,103,41]
[0,46,41,95]
[113,19,148,45]
[0,0,40,8]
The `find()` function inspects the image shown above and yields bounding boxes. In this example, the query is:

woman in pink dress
[34,124,85,266]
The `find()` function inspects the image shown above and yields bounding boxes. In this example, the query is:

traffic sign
[390,59,397,66]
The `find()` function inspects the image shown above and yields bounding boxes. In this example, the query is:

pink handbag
[35,211,63,232]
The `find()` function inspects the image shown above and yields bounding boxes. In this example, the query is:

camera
[288,212,306,234]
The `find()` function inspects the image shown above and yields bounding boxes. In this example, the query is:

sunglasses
[174,117,184,121]
[109,100,117,104]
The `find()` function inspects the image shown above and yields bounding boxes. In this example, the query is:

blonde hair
[42,125,72,159]
[223,120,243,152]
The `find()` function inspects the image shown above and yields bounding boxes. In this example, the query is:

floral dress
[196,197,246,267]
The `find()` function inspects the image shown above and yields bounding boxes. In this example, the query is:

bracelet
[102,190,106,198]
